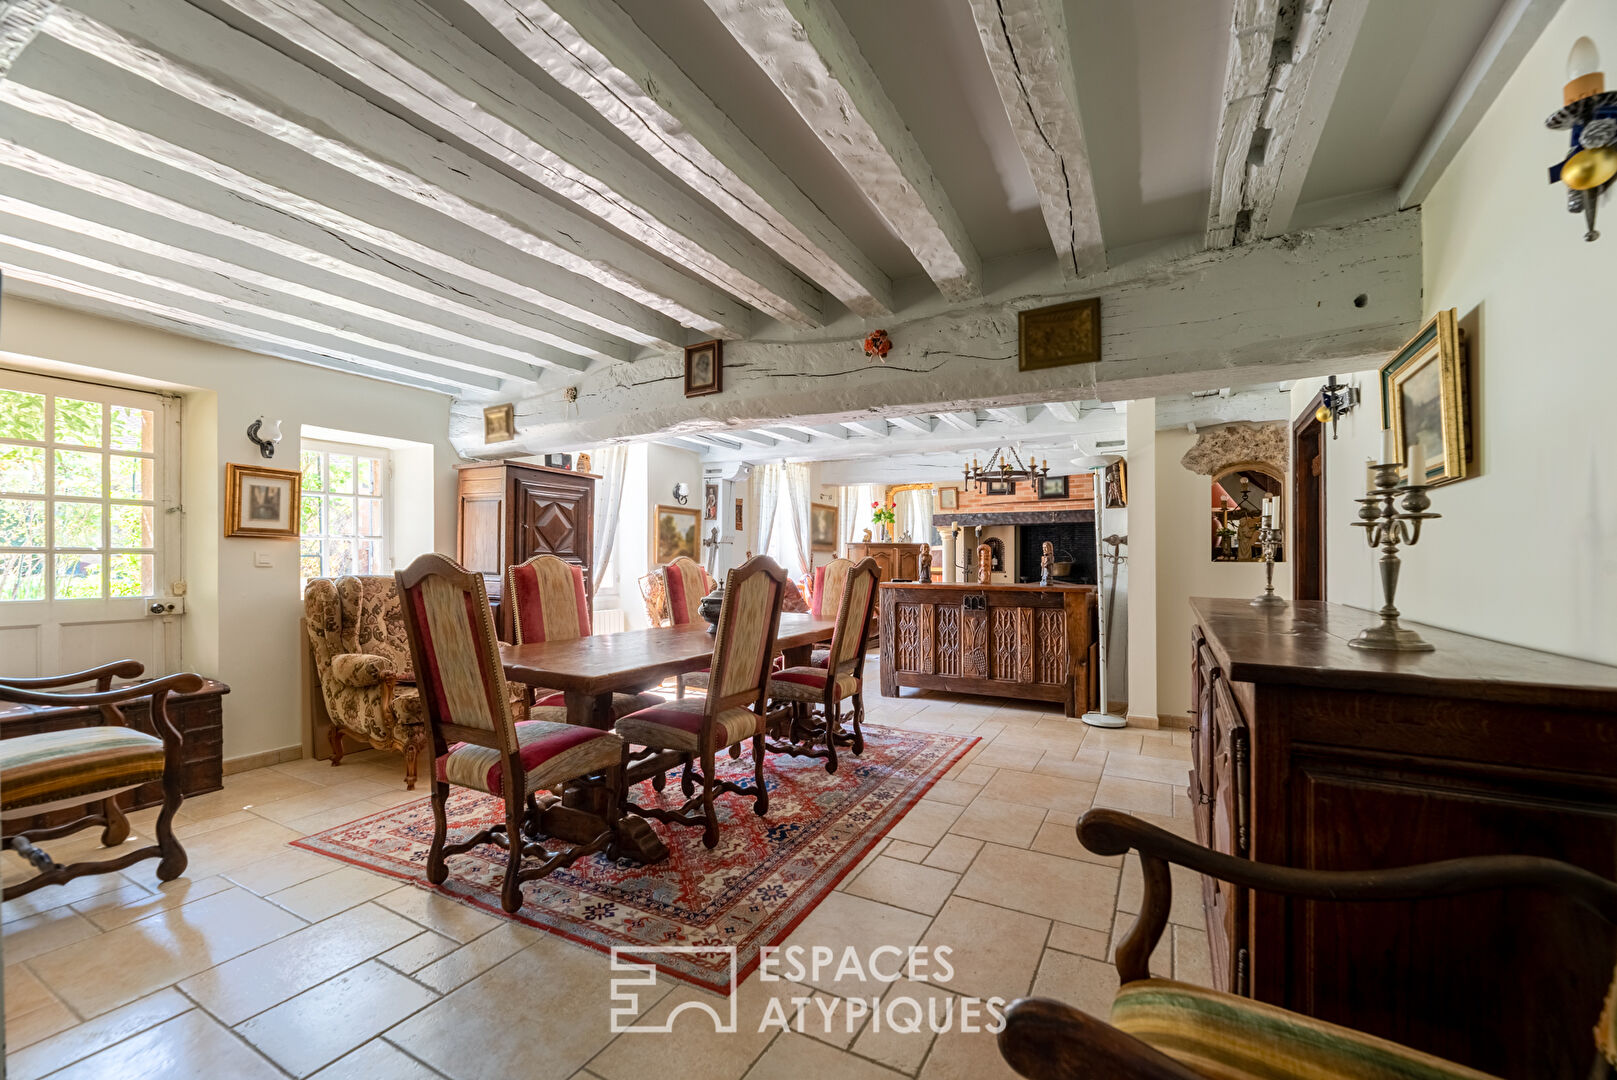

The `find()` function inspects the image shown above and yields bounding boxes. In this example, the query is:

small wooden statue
[862,528,873,543]
[1040,541,1054,586]
[976,543,993,585]
[918,544,932,581]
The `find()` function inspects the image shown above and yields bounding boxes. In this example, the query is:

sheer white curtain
[752,466,780,564]
[591,445,628,583]
[752,463,810,579]
[838,484,879,551]
[895,487,934,544]
[780,463,812,580]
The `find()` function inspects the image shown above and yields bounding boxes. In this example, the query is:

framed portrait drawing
[734,499,744,531]
[225,463,300,539]
[1037,475,1069,500]
[809,502,838,551]
[937,486,958,511]
[652,504,700,564]
[483,403,514,444]
[684,340,722,397]
[1380,308,1470,486]
[985,478,1015,496]
[1018,297,1100,372]
[703,482,719,521]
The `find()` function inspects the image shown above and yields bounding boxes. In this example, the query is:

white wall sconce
[247,417,283,458]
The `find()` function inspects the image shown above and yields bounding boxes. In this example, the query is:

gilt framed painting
[653,504,700,564]
[810,503,838,552]
[1380,308,1470,486]
[684,340,722,397]
[225,463,300,539]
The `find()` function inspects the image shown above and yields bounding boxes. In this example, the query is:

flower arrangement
[862,329,892,361]
[871,498,897,529]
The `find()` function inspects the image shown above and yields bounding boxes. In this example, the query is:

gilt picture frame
[653,504,700,564]
[684,340,723,397]
[810,502,838,551]
[224,463,300,539]
[937,486,958,511]
[483,403,514,444]
[1018,297,1100,372]
[1380,308,1470,486]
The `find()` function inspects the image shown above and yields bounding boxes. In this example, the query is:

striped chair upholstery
[397,553,625,912]
[661,557,712,626]
[809,559,853,667]
[0,727,165,816]
[1111,979,1500,1080]
[767,666,860,703]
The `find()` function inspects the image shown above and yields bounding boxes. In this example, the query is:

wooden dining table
[498,612,835,863]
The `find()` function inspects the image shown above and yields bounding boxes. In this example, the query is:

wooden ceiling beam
[464,0,893,319]
[1042,401,1080,423]
[966,0,1104,278]
[888,414,936,435]
[841,419,891,439]
[934,411,980,432]
[701,0,982,302]
[986,406,1029,425]
[32,1,735,344]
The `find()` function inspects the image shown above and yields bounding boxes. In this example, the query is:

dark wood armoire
[456,462,596,640]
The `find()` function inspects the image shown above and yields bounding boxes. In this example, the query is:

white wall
[1299,0,1617,665]
[614,442,704,629]
[0,297,461,760]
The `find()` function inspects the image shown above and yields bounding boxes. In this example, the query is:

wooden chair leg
[604,760,626,861]
[751,735,769,816]
[100,795,130,846]
[154,770,188,882]
[681,755,696,797]
[851,692,866,755]
[329,724,345,766]
[700,747,720,849]
[823,702,840,775]
[404,729,425,791]
[500,797,525,913]
[426,781,450,885]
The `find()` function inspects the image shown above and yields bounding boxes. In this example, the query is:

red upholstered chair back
[812,558,853,620]
[395,554,517,758]
[708,556,787,711]
[828,559,881,677]
[661,556,712,626]
[505,555,591,645]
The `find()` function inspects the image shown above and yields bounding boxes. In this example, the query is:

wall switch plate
[254,551,272,568]
[147,597,185,616]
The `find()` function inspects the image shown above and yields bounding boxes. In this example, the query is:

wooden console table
[878,582,1096,715]
[0,678,229,831]
[1188,597,1617,1078]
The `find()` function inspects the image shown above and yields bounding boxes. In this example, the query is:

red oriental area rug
[292,726,975,992]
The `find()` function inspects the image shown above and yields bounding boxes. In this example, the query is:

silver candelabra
[1349,463,1440,651]
[1250,518,1285,609]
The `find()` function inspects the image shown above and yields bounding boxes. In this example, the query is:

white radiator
[594,608,629,634]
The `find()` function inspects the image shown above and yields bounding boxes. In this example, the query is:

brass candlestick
[1250,518,1285,609]
[1350,463,1440,651]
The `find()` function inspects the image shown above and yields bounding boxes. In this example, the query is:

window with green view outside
[300,441,389,587]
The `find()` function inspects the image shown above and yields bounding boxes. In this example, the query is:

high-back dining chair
[766,558,880,772]
[505,555,662,720]
[396,554,626,913]
[616,555,787,849]
[808,557,853,667]
[660,556,712,627]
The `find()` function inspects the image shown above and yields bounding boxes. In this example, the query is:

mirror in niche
[1210,466,1283,563]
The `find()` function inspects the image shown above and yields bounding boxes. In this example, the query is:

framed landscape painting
[810,502,838,551]
[1380,308,1470,485]
[653,504,700,564]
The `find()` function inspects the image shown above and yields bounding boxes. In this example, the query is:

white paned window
[299,439,391,585]
[0,376,169,601]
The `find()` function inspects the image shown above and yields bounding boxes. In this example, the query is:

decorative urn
[698,581,725,634]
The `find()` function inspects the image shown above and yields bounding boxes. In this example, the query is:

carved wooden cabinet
[456,463,595,640]
[1188,597,1617,1079]
[878,583,1096,716]
[845,542,922,583]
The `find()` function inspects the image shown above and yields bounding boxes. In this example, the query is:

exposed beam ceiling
[888,414,935,435]
[1042,401,1080,423]
[726,430,777,448]
[966,0,1104,278]
[935,411,979,432]
[461,0,892,319]
[1207,0,1371,247]
[986,406,1029,425]
[701,0,982,302]
[841,419,890,439]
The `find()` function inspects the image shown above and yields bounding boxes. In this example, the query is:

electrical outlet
[146,597,185,617]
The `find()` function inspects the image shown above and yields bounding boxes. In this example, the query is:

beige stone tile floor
[2,684,1207,1080]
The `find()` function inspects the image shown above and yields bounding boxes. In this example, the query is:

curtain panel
[592,444,628,584]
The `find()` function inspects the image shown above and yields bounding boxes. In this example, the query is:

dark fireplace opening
[1018,522,1095,585]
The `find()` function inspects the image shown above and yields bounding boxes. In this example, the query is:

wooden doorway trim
[1292,393,1327,602]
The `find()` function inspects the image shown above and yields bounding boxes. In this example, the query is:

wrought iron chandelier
[963,445,1049,493]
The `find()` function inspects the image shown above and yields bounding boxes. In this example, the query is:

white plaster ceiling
[0,0,1530,410]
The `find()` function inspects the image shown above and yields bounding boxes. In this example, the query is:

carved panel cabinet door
[513,474,594,597]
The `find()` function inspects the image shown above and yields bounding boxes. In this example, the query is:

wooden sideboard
[845,541,924,583]
[457,462,595,640]
[879,583,1097,716]
[1188,597,1617,1079]
[0,679,229,830]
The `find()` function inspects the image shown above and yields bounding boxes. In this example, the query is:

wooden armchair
[766,557,879,772]
[0,662,202,901]
[997,808,1617,1080]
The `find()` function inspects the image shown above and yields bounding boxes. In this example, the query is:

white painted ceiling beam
[1399,0,1566,209]
[0,145,611,368]
[0,249,489,393]
[457,0,892,319]
[758,427,811,443]
[780,423,848,440]
[934,411,980,432]
[1042,401,1080,423]
[0,201,546,384]
[726,431,778,448]
[966,0,1104,278]
[986,406,1029,425]
[888,414,936,435]
[1206,0,1281,249]
[23,4,723,345]
[701,0,982,302]
[197,0,822,331]
[0,0,51,77]
[842,419,891,439]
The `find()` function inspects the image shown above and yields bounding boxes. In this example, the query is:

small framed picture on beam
[1018,297,1100,372]
[684,340,722,397]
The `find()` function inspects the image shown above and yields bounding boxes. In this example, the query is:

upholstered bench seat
[615,698,761,752]
[1110,979,1500,1080]
[435,714,624,798]
[768,666,859,703]
[0,727,166,815]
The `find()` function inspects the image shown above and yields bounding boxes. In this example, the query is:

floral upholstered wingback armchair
[303,575,427,789]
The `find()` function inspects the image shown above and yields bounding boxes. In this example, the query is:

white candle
[1406,443,1426,484]
[1381,428,1396,464]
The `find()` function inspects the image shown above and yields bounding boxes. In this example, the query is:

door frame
[1291,393,1327,603]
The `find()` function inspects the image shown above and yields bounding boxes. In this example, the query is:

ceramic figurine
[862,528,873,543]
[918,544,932,581]
[1041,541,1054,586]
[977,544,992,585]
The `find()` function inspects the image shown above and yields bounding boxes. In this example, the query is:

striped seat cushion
[435,715,624,797]
[809,647,831,669]
[0,726,166,813]
[1112,980,1501,1080]
[615,697,760,752]
[533,691,666,718]
[768,666,859,703]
